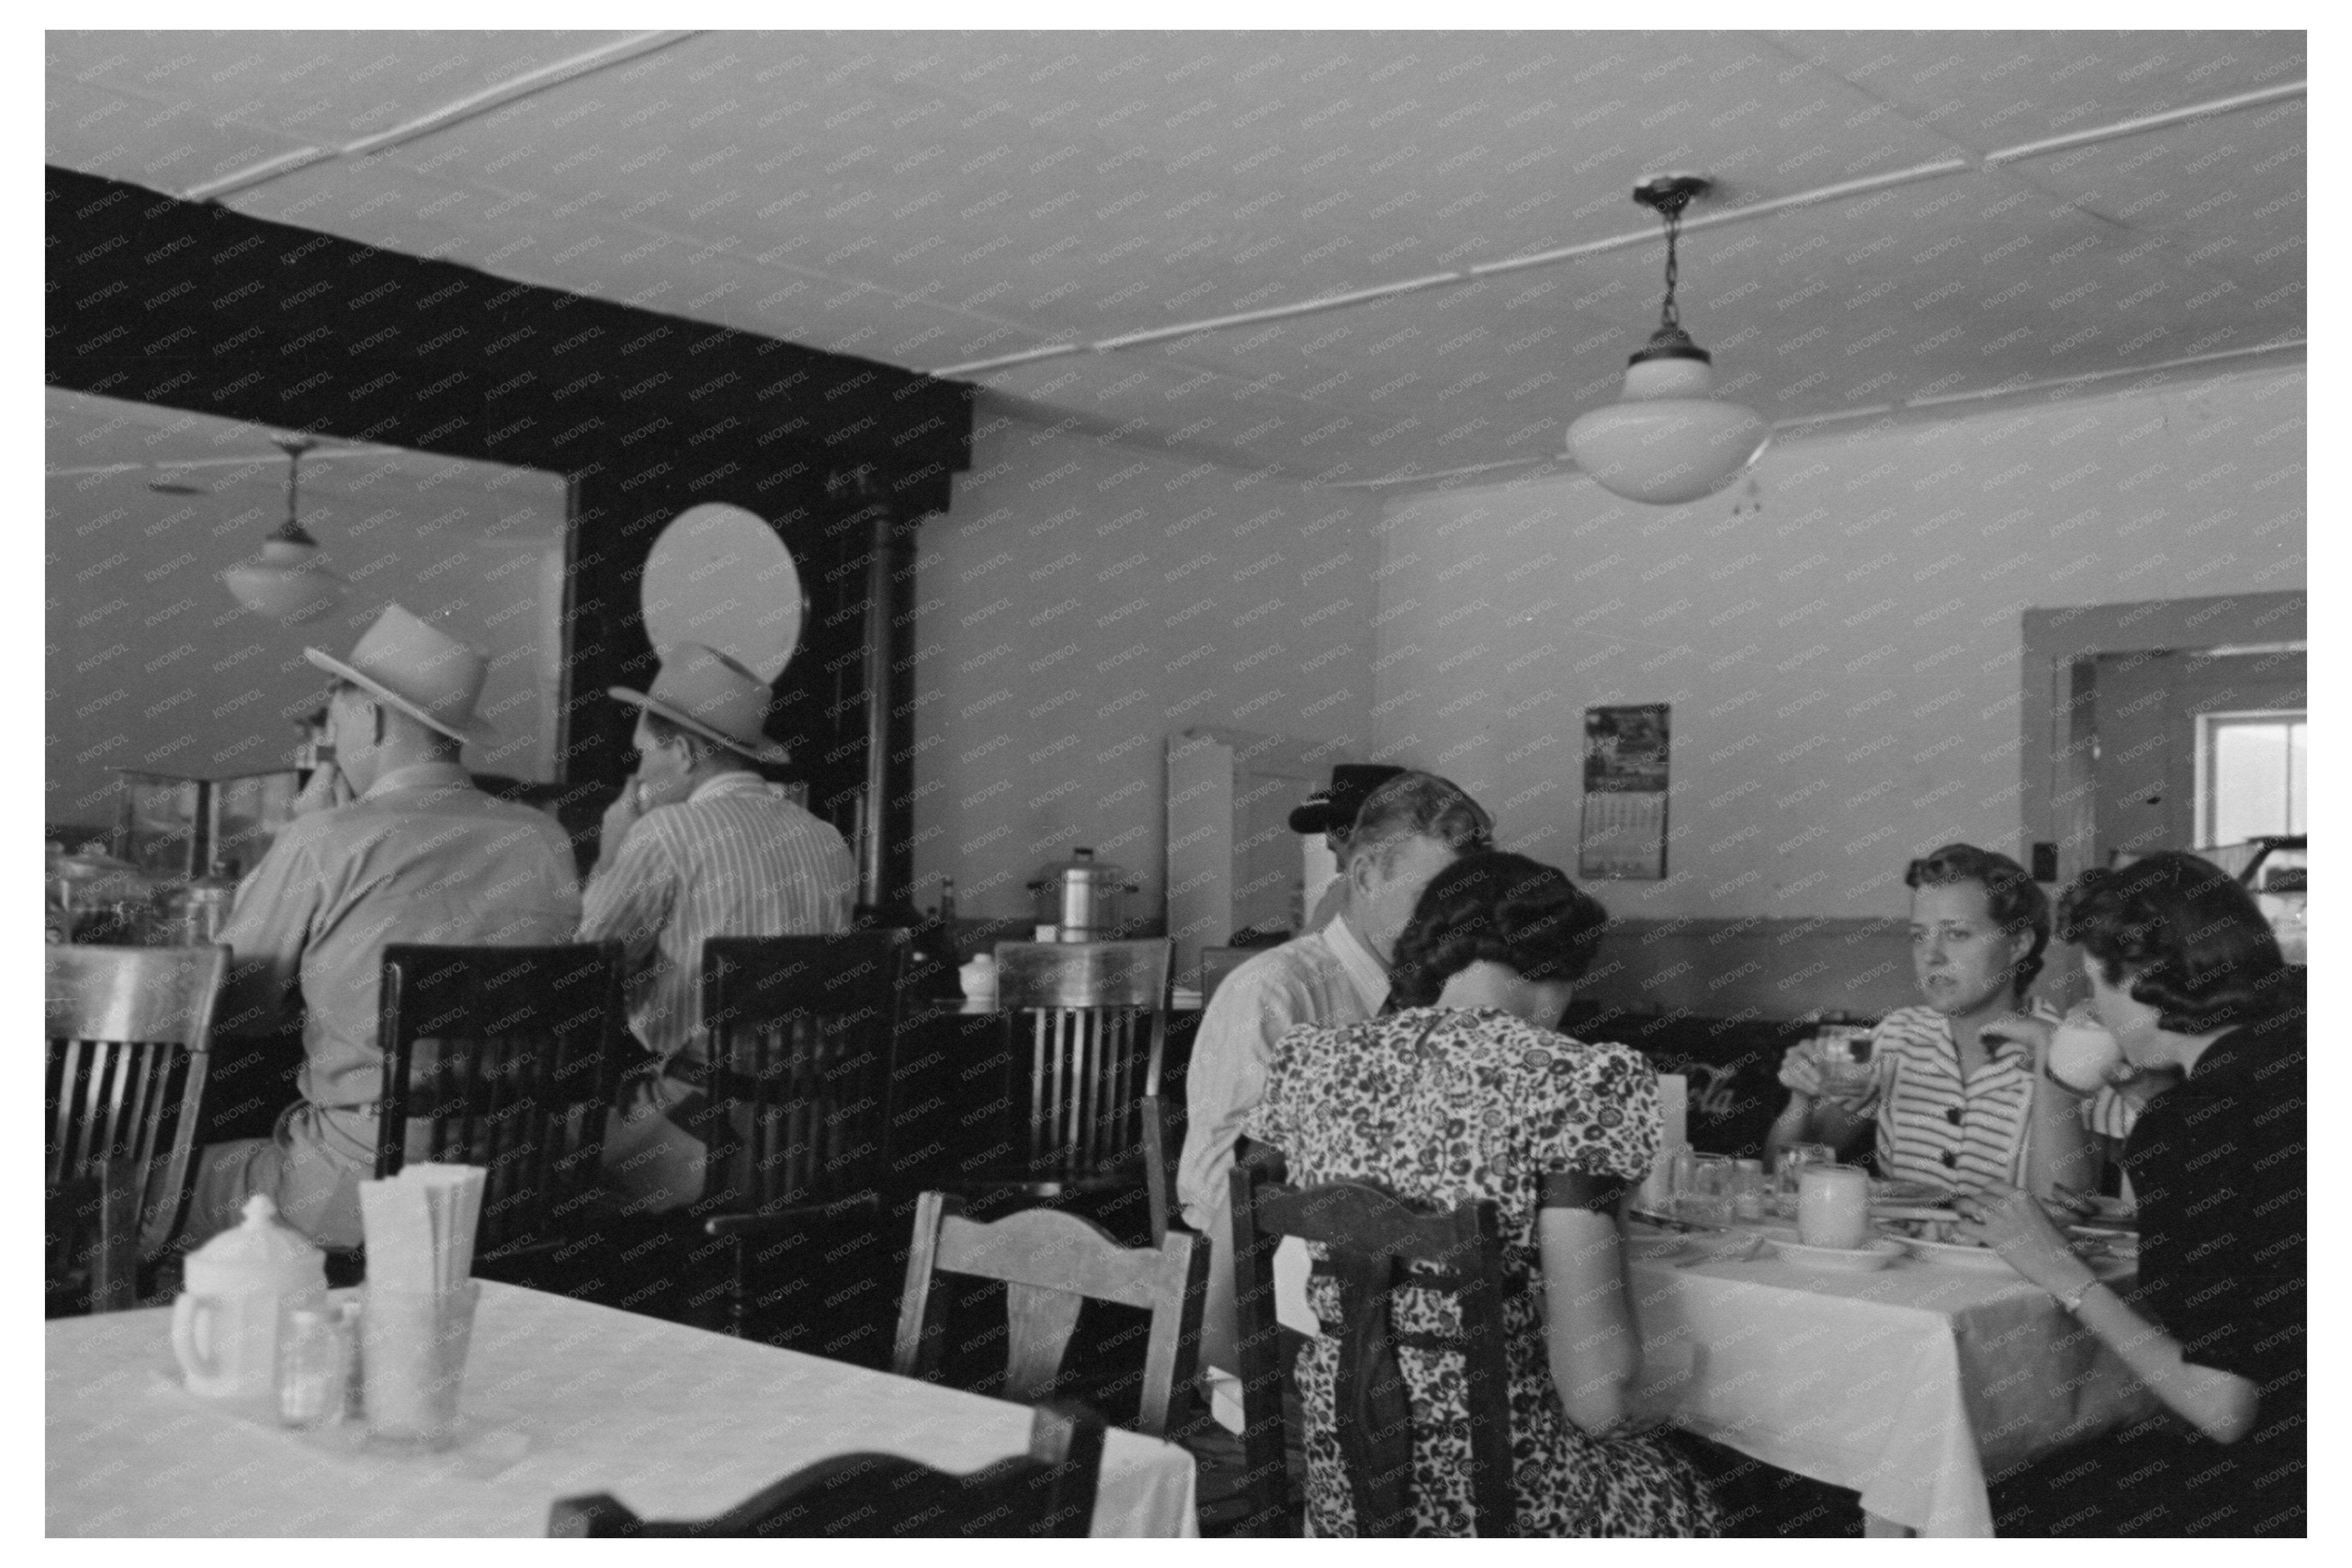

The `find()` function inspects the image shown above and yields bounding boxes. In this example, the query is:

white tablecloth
[47,1281,1197,1537]
[1631,1242,2154,1536]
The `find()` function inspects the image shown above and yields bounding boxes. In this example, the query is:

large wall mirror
[45,387,569,838]
[639,501,805,681]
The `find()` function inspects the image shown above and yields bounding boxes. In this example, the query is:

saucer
[1624,1224,1689,1263]
[1767,1236,1905,1272]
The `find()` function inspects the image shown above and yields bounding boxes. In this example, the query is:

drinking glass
[1815,1031,1876,1099]
[1678,1153,1736,1229]
[1775,1142,1836,1219]
[361,1280,480,1449]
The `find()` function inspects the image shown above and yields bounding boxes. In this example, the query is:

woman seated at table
[1970,851,2303,1536]
[1242,851,1721,1537]
[1764,843,2094,1197]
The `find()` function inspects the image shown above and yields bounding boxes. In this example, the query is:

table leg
[1863,1510,1916,1538]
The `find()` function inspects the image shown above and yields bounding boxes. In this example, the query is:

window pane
[2289,721,2307,834]
[2212,721,2289,844]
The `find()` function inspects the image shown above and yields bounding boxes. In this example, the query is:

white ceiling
[45,30,2306,487]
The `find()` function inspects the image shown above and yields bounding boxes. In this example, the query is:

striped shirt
[1854,1002,2061,1192]
[579,771,857,1068]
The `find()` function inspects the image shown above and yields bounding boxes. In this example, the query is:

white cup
[2048,1014,2125,1093]
[1797,1165,1872,1250]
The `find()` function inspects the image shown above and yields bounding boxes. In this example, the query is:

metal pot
[1028,848,1138,942]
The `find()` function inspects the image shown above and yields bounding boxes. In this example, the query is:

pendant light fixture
[222,435,349,624]
[1565,175,1770,505]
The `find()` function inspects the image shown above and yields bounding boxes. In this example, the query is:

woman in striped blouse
[1764,844,2094,1196]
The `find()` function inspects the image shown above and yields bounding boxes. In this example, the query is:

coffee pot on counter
[1027,847,1139,941]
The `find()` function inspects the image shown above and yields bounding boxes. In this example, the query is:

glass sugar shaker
[1732,1157,1767,1221]
[277,1305,349,1428]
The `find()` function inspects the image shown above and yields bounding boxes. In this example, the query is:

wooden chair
[1229,1145,1515,1537]
[893,1192,1206,1439]
[46,944,229,1313]
[695,929,911,1336]
[972,939,1177,1241]
[548,1401,1105,1538]
[373,943,628,1276]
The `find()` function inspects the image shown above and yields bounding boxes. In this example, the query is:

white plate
[1900,1235,2023,1272]
[1767,1237,1906,1272]
[1624,1225,1689,1262]
[1870,1178,1951,1206]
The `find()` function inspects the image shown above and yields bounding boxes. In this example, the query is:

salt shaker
[1732,1157,1767,1220]
[278,1306,349,1428]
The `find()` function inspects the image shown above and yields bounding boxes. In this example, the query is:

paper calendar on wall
[1578,704,1669,879]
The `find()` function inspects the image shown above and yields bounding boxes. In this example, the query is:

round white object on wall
[639,502,804,682]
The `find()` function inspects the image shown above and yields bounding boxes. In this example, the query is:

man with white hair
[1179,770,1496,1384]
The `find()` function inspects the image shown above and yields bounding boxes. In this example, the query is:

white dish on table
[1624,1224,1689,1262]
[1870,1178,1951,1206]
[1767,1236,1906,1272]
[1900,1235,2023,1272]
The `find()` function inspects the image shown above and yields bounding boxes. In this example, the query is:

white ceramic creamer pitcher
[170,1193,326,1400]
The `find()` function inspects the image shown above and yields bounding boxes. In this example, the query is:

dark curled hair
[1905,842,2051,1000]
[2057,851,2286,1034]
[1388,851,1609,1008]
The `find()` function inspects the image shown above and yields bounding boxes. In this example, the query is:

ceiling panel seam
[928,81,2303,380]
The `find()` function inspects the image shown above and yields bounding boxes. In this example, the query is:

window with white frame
[2198,710,2307,846]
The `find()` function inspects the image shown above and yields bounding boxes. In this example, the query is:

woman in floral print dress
[1243,851,1720,1537]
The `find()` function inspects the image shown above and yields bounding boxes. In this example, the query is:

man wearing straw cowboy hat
[184,605,582,1248]
[582,642,856,1213]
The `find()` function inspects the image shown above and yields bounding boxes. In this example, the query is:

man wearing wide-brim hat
[185,604,582,1248]
[580,642,857,1214]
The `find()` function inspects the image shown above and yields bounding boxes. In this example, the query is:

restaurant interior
[46,28,2308,1541]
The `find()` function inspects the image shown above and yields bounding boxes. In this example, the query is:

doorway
[2019,589,2307,890]
[2089,647,2306,863]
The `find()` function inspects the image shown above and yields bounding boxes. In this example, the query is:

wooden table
[47,1281,1198,1536]
[1629,1230,2153,1536]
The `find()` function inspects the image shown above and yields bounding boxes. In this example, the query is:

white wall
[1368,365,2306,919]
[909,404,1387,920]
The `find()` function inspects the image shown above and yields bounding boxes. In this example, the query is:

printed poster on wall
[1579,703,1669,880]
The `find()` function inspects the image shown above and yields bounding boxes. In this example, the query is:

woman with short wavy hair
[1972,852,2303,1535]
[1764,842,2094,1197]
[1242,851,1719,1536]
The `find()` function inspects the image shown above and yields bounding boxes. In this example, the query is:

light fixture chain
[1659,203,1682,332]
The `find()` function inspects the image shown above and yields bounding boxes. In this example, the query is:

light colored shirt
[217,762,583,1109]
[578,770,857,1067]
[1854,1001,2061,1192]
[1177,915,1387,1231]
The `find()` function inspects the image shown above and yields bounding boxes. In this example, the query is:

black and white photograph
[37,13,2316,1541]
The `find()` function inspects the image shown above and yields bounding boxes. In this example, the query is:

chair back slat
[700,930,910,1217]
[1229,1147,1518,1537]
[893,1191,1207,1439]
[991,941,1173,1196]
[44,945,228,1308]
[375,943,627,1265]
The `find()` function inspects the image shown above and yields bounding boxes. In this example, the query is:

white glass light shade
[1566,354,1771,505]
[223,537,349,625]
